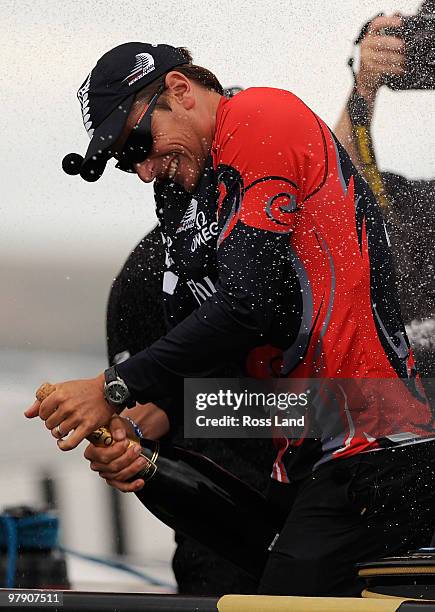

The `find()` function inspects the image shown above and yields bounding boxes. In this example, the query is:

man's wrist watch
[103,366,135,410]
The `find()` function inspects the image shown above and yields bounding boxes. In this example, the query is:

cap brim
[80,94,135,182]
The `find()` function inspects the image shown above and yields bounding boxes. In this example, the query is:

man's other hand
[357,14,405,99]
[131,402,170,440]
[84,415,146,492]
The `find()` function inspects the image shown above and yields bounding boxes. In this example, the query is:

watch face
[106,381,128,405]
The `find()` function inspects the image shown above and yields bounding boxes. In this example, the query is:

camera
[354,2,435,90]
[382,10,435,90]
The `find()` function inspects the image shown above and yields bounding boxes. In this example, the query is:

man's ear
[164,71,195,110]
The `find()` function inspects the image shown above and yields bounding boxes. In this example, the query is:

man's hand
[84,415,147,492]
[24,374,115,451]
[130,402,170,440]
[357,14,405,100]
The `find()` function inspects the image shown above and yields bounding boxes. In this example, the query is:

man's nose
[134,158,156,183]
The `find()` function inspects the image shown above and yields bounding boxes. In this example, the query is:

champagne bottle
[35,385,277,580]
[91,428,277,580]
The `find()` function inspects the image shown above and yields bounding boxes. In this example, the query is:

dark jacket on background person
[106,190,275,595]
[382,173,435,380]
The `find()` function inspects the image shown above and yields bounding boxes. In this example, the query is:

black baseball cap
[62,42,189,182]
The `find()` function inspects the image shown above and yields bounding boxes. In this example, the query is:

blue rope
[0,512,172,589]
[58,546,173,588]
[0,515,18,588]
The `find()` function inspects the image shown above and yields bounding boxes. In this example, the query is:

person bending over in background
[105,181,274,595]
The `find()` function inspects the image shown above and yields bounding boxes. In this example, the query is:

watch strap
[104,365,119,384]
[104,366,135,409]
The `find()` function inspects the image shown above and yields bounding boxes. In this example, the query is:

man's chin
[155,176,195,194]
[180,174,200,194]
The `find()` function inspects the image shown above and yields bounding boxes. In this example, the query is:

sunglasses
[115,84,165,174]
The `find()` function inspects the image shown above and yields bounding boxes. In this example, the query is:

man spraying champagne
[26,42,435,597]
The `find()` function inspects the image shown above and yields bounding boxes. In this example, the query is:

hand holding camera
[354,4,435,98]
[357,14,406,100]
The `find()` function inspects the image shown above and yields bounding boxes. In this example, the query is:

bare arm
[334,14,405,172]
[119,402,170,440]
